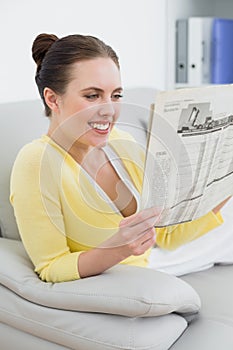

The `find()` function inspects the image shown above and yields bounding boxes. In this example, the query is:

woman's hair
[32,33,120,116]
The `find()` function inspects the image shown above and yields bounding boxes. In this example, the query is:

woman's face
[50,57,122,150]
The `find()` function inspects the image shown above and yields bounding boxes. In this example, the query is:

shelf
[165,0,233,90]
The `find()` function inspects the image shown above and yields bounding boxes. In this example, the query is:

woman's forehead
[69,58,121,89]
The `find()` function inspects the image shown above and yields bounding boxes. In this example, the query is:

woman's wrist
[77,246,129,278]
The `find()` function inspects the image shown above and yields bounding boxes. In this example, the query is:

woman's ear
[43,87,60,113]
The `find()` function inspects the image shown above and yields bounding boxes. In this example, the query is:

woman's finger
[119,206,161,228]
[212,196,232,214]
[128,229,156,255]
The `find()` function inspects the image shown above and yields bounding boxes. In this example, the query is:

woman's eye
[112,94,123,101]
[85,94,99,100]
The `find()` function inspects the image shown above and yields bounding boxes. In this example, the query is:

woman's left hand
[212,196,232,214]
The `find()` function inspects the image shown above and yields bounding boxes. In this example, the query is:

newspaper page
[141,84,233,227]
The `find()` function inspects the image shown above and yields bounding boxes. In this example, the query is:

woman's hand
[212,196,232,214]
[100,206,159,257]
[78,207,159,278]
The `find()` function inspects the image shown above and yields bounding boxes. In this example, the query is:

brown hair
[32,33,120,116]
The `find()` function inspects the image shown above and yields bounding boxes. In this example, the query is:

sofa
[0,89,233,350]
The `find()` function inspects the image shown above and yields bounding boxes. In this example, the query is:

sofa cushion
[0,100,48,240]
[0,238,200,319]
[0,282,187,350]
[172,264,233,349]
[0,322,69,350]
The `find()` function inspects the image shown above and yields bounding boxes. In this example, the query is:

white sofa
[1,89,233,349]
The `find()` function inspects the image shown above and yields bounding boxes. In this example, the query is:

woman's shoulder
[13,136,48,166]
[10,137,50,188]
[12,135,69,179]
[12,135,63,176]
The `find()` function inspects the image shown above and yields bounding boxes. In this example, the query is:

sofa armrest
[0,237,200,318]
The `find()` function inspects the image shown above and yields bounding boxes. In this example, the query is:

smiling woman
[45,58,122,152]
[10,33,226,282]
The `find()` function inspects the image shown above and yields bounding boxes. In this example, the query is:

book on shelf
[211,18,233,84]
[176,19,188,83]
[175,17,233,86]
[141,84,233,227]
[188,17,213,86]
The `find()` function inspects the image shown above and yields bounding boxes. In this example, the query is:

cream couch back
[0,100,48,239]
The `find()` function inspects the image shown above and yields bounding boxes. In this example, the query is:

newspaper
[141,84,233,227]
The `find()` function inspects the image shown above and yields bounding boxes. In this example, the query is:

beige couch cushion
[0,237,201,349]
[0,281,187,350]
[0,238,201,318]
[172,264,233,349]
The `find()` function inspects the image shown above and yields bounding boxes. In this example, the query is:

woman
[10,33,226,282]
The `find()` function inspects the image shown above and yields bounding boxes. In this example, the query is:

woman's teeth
[90,122,109,130]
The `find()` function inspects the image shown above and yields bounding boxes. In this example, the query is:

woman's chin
[88,126,113,147]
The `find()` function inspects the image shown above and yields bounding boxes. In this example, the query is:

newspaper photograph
[141,84,233,227]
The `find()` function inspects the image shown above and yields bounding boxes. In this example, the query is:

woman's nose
[98,102,115,117]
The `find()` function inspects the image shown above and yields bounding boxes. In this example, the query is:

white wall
[0,0,167,103]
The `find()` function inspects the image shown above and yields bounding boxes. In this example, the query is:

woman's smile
[88,121,111,133]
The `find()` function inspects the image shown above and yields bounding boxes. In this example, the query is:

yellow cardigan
[10,128,223,282]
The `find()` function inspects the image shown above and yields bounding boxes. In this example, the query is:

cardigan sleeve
[10,142,83,283]
[155,210,224,250]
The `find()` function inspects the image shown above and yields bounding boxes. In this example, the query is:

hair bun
[32,33,58,70]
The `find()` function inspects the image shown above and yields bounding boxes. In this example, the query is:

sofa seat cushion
[0,237,196,349]
[0,322,69,350]
[172,265,233,349]
[0,282,187,350]
[0,238,200,318]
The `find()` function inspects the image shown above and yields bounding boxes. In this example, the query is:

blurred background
[0,0,166,103]
[1,0,233,104]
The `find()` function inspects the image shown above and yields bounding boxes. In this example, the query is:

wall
[0,0,167,103]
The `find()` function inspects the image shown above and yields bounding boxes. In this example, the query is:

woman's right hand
[78,207,159,278]
[99,206,159,258]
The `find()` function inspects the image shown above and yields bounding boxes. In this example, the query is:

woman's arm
[78,207,157,278]
[10,143,83,283]
[155,197,231,251]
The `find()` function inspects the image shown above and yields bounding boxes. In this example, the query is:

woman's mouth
[88,121,111,133]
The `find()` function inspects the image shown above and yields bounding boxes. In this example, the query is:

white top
[82,144,141,215]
